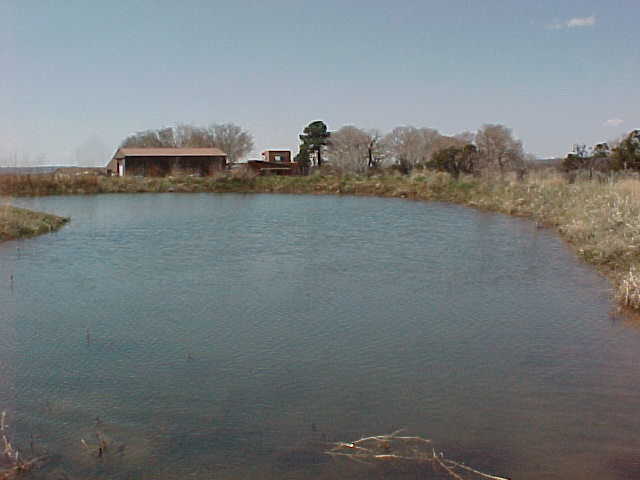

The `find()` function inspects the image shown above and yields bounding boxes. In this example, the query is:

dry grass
[0,204,69,242]
[3,169,640,309]
[0,174,101,196]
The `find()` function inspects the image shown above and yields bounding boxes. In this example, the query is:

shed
[107,148,227,177]
[245,149,299,176]
[262,150,292,163]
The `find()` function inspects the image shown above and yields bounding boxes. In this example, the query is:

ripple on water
[1,193,638,480]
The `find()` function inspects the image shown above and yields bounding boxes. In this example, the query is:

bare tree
[384,127,421,173]
[174,124,211,147]
[120,125,205,148]
[475,124,525,175]
[382,127,431,173]
[454,130,476,144]
[120,129,166,148]
[208,123,254,164]
[120,123,254,164]
[366,129,387,169]
[431,133,467,154]
[383,127,453,173]
[327,126,373,173]
[326,126,388,172]
[419,128,442,163]
[156,127,176,147]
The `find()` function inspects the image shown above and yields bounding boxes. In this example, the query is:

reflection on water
[1,193,640,479]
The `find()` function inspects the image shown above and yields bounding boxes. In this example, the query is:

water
[1,193,640,479]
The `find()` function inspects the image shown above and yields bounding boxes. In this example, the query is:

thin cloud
[547,15,596,30]
[604,118,624,127]
[567,15,596,28]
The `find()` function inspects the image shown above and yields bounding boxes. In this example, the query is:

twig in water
[0,411,48,479]
[326,430,510,480]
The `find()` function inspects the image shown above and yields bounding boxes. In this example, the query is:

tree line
[295,120,530,177]
[562,130,640,179]
[121,121,640,180]
[120,123,254,164]
[121,120,528,177]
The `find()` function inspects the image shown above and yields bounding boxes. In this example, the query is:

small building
[107,148,227,177]
[262,150,292,163]
[245,149,299,176]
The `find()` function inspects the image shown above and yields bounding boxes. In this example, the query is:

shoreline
[0,204,69,243]
[2,170,639,311]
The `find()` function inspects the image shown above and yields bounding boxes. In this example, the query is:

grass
[2,169,640,310]
[0,204,69,242]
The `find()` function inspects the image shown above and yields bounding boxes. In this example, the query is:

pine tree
[299,121,330,167]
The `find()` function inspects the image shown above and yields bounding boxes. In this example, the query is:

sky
[1,0,638,166]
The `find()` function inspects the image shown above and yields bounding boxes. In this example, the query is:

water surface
[1,193,640,479]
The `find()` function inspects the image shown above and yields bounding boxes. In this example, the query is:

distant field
[0,166,60,175]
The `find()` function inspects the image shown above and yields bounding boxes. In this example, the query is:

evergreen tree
[294,144,311,174]
[299,121,330,167]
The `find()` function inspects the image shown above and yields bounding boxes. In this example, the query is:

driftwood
[326,430,510,480]
[0,411,48,479]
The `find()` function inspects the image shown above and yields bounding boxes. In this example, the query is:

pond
[1,193,640,479]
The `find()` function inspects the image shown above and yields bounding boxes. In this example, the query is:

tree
[175,124,211,147]
[294,144,311,173]
[208,123,254,164]
[327,126,373,173]
[562,142,614,180]
[612,130,640,170]
[454,131,476,145]
[383,127,425,173]
[431,133,467,155]
[475,124,525,175]
[429,144,478,178]
[383,127,448,173]
[120,129,167,148]
[299,121,330,167]
[120,123,254,164]
[366,129,387,169]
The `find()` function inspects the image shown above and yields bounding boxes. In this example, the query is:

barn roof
[113,147,226,159]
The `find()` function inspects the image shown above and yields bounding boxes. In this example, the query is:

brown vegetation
[0,204,68,242]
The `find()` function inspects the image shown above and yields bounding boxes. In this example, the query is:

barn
[107,148,227,177]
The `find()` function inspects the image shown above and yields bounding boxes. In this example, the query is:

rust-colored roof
[113,147,226,159]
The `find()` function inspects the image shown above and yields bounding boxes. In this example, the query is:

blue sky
[1,0,638,166]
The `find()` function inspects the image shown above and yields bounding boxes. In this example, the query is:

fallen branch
[326,430,510,480]
[0,410,48,479]
[0,456,48,480]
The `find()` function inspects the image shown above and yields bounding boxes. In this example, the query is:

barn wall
[122,156,226,177]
